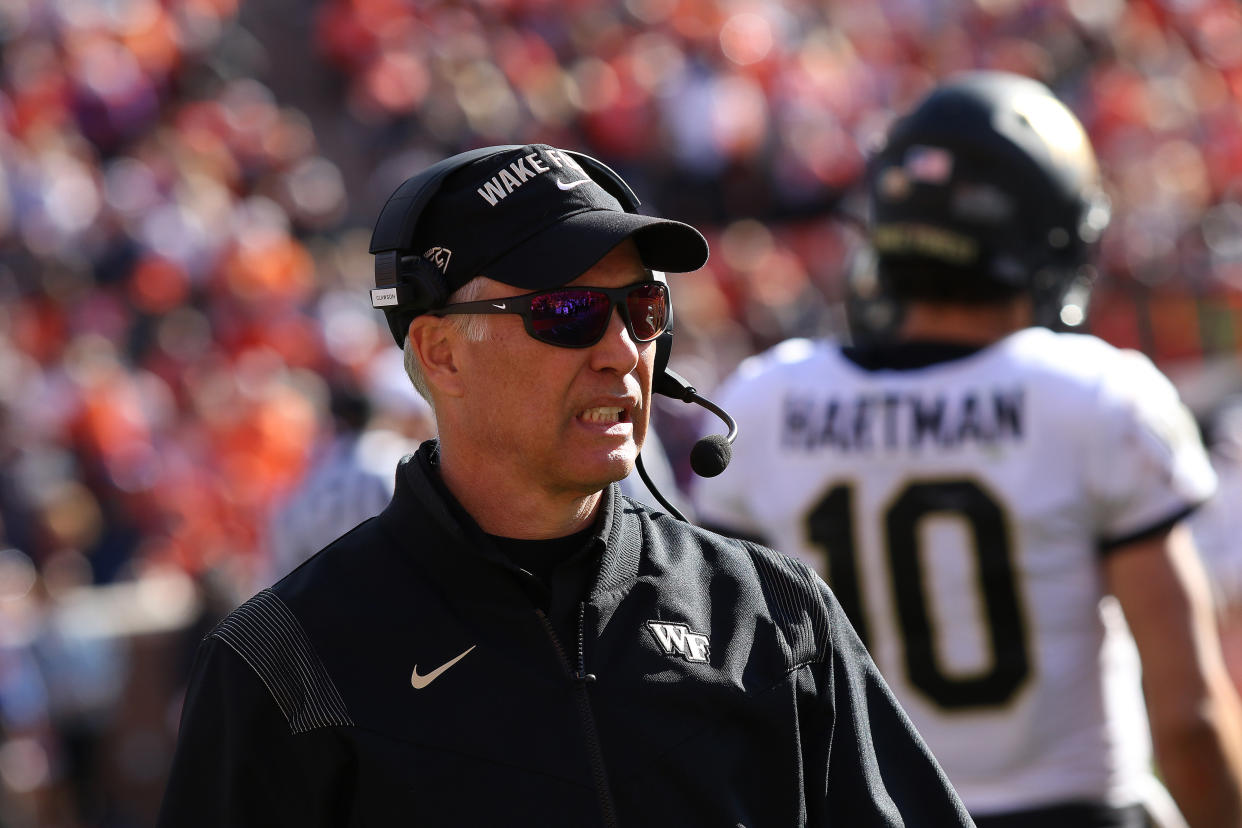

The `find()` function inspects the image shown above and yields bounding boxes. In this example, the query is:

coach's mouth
[579,406,627,424]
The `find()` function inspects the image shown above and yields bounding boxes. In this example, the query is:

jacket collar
[377,440,642,600]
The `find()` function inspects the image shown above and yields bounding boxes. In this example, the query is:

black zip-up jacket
[158,443,973,827]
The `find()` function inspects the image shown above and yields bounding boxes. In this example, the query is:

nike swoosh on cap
[556,178,592,191]
[411,645,477,690]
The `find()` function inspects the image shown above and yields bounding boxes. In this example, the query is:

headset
[369,145,737,519]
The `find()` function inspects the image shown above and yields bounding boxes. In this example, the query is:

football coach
[156,143,972,827]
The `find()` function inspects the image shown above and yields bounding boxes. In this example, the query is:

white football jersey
[693,327,1216,815]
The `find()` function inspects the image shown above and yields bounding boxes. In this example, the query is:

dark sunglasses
[430,281,670,349]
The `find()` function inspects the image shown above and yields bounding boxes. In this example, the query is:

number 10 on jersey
[808,478,1031,709]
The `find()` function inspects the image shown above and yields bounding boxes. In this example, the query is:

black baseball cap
[387,144,709,295]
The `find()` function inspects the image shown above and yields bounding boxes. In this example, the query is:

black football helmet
[865,71,1111,329]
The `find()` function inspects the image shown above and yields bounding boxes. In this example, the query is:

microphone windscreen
[690,435,732,478]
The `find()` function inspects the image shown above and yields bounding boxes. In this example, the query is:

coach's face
[456,240,654,499]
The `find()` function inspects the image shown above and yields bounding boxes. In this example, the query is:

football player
[693,71,1242,828]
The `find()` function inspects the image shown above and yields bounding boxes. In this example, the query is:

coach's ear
[407,315,466,399]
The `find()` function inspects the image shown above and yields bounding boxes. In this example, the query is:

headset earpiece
[372,253,453,345]
[405,257,450,310]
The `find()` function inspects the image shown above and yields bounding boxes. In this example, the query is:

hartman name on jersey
[781,387,1025,451]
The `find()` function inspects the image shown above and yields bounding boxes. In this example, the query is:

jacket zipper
[536,606,618,828]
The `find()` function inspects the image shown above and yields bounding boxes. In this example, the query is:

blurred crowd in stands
[2,0,1242,824]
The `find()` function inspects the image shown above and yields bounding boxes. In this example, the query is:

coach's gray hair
[403,276,491,405]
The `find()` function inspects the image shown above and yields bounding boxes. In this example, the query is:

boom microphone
[635,366,739,522]
[690,434,732,479]
[653,367,738,478]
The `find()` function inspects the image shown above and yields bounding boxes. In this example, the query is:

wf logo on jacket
[647,621,710,663]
